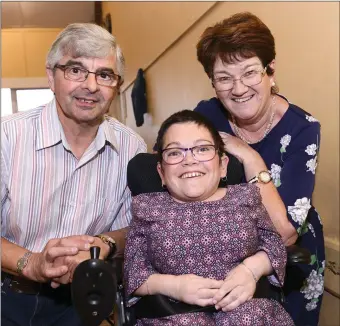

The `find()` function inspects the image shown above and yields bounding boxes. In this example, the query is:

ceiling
[1,1,96,29]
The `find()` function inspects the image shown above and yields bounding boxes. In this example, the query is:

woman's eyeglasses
[161,145,217,165]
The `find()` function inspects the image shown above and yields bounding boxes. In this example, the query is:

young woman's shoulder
[132,192,170,220]
[227,184,262,207]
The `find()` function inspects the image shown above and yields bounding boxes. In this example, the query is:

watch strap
[248,170,272,184]
[248,176,258,184]
[95,234,116,260]
[16,251,33,275]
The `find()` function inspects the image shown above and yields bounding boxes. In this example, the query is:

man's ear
[46,68,55,93]
[157,162,165,186]
[220,154,229,178]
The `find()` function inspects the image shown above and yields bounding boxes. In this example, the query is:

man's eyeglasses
[212,66,268,91]
[52,64,121,87]
[161,145,217,165]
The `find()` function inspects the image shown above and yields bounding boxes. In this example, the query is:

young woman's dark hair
[156,110,225,162]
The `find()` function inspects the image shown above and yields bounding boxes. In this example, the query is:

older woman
[124,110,294,325]
[194,12,325,325]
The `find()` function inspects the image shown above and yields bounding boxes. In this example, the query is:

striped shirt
[1,98,147,252]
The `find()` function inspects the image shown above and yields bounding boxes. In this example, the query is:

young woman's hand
[173,274,224,306]
[212,263,257,311]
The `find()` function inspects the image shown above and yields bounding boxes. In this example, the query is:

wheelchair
[71,153,311,326]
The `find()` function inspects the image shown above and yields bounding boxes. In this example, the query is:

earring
[162,182,167,189]
[271,80,276,87]
[221,176,227,182]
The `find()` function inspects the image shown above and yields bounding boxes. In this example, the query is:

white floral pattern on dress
[280,134,291,153]
[301,259,325,311]
[306,115,319,123]
[288,197,311,225]
[306,300,318,311]
[305,144,317,156]
[270,164,282,187]
[306,157,317,174]
[308,223,316,237]
[301,270,324,300]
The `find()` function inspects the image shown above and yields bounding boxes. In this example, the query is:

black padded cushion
[127,152,244,196]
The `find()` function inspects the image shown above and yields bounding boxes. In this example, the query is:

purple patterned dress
[124,184,294,325]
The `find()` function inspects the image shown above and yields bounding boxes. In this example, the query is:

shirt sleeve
[252,188,287,286]
[109,186,132,230]
[109,139,147,231]
[273,122,320,233]
[1,125,9,225]
[123,216,157,297]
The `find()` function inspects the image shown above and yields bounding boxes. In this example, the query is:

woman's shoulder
[286,102,320,127]
[132,192,171,219]
[133,192,169,204]
[194,97,227,119]
[194,97,221,112]
[194,97,231,131]
[268,98,321,144]
[226,184,262,207]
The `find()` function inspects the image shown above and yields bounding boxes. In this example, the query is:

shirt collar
[95,118,119,152]
[37,97,119,152]
[36,98,62,150]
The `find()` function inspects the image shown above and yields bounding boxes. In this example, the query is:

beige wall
[1,28,62,78]
[104,3,340,318]
[102,1,217,88]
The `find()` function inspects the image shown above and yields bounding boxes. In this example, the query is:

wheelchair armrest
[286,245,311,265]
[127,275,280,320]
[130,294,216,319]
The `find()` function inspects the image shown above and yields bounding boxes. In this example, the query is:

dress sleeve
[252,188,287,286]
[123,216,157,297]
[271,122,320,234]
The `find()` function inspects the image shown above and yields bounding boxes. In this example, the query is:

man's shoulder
[1,106,44,130]
[104,115,146,147]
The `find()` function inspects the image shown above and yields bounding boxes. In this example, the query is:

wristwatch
[16,251,33,275]
[248,171,272,184]
[95,234,116,260]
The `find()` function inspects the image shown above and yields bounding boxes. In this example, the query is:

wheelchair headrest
[127,152,244,196]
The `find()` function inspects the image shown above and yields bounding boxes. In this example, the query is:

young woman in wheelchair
[124,110,294,325]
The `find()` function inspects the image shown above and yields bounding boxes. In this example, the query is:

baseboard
[324,236,340,297]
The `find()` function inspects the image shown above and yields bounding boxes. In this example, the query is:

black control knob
[90,246,101,259]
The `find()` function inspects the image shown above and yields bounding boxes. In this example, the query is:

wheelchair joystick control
[72,245,117,326]
[90,246,100,259]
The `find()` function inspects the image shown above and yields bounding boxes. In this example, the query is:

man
[1,23,146,325]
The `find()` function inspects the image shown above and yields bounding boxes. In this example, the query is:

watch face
[259,171,272,183]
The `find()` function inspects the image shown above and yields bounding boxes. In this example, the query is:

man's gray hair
[46,23,125,83]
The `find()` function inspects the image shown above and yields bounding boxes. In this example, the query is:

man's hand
[50,236,109,288]
[23,235,95,283]
[171,274,223,307]
[213,263,257,311]
[50,251,91,288]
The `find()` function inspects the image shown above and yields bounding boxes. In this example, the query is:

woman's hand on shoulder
[219,132,260,164]
[212,263,257,311]
[172,274,224,307]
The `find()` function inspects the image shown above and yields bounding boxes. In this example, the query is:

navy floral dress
[124,185,294,325]
[194,96,325,326]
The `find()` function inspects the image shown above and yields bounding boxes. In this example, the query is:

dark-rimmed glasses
[53,64,121,87]
[212,65,268,91]
[161,145,217,165]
